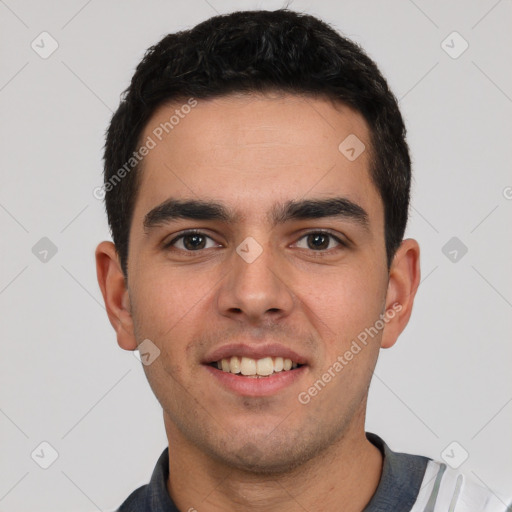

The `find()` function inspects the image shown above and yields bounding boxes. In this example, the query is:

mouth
[202,343,309,396]
[207,356,304,378]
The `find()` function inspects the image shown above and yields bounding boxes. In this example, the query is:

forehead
[133,92,380,224]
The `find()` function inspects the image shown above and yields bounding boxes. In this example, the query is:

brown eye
[182,234,207,250]
[295,231,344,251]
[165,231,218,251]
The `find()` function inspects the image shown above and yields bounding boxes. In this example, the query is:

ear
[95,241,137,351]
[380,238,421,349]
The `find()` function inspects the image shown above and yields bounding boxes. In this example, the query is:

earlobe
[95,241,138,351]
[380,238,421,349]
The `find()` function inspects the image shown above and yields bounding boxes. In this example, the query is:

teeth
[221,358,230,372]
[256,357,274,376]
[214,356,300,376]
[240,357,256,376]
[230,356,241,374]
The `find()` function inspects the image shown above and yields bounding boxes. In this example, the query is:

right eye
[164,230,221,252]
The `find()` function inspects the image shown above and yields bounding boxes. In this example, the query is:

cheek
[130,266,226,385]
[132,266,215,333]
[130,274,196,388]
[296,265,387,345]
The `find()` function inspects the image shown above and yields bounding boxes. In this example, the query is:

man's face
[125,93,390,472]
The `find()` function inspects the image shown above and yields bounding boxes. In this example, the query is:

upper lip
[203,343,309,365]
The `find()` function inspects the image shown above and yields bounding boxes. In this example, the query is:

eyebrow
[143,197,369,233]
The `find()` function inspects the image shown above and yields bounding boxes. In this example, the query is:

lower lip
[204,365,307,397]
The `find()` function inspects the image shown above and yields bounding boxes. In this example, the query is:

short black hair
[103,9,411,277]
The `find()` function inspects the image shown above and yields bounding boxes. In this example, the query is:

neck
[165,418,383,512]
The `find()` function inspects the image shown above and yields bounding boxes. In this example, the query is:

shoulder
[410,460,510,512]
[365,433,510,512]
[115,484,148,512]
[114,446,172,511]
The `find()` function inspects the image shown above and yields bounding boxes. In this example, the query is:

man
[95,9,508,512]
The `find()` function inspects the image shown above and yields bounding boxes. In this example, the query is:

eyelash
[163,229,347,253]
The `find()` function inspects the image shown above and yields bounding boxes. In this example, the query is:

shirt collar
[363,432,430,511]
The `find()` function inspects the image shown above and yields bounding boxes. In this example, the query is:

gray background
[1,0,511,510]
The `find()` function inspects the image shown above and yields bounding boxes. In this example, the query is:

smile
[209,356,302,377]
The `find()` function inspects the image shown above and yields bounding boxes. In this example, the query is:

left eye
[294,232,343,251]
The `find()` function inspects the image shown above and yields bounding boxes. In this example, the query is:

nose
[216,239,295,325]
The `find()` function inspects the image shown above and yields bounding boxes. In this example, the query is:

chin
[210,432,322,475]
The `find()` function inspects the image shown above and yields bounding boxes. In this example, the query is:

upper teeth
[216,356,299,376]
